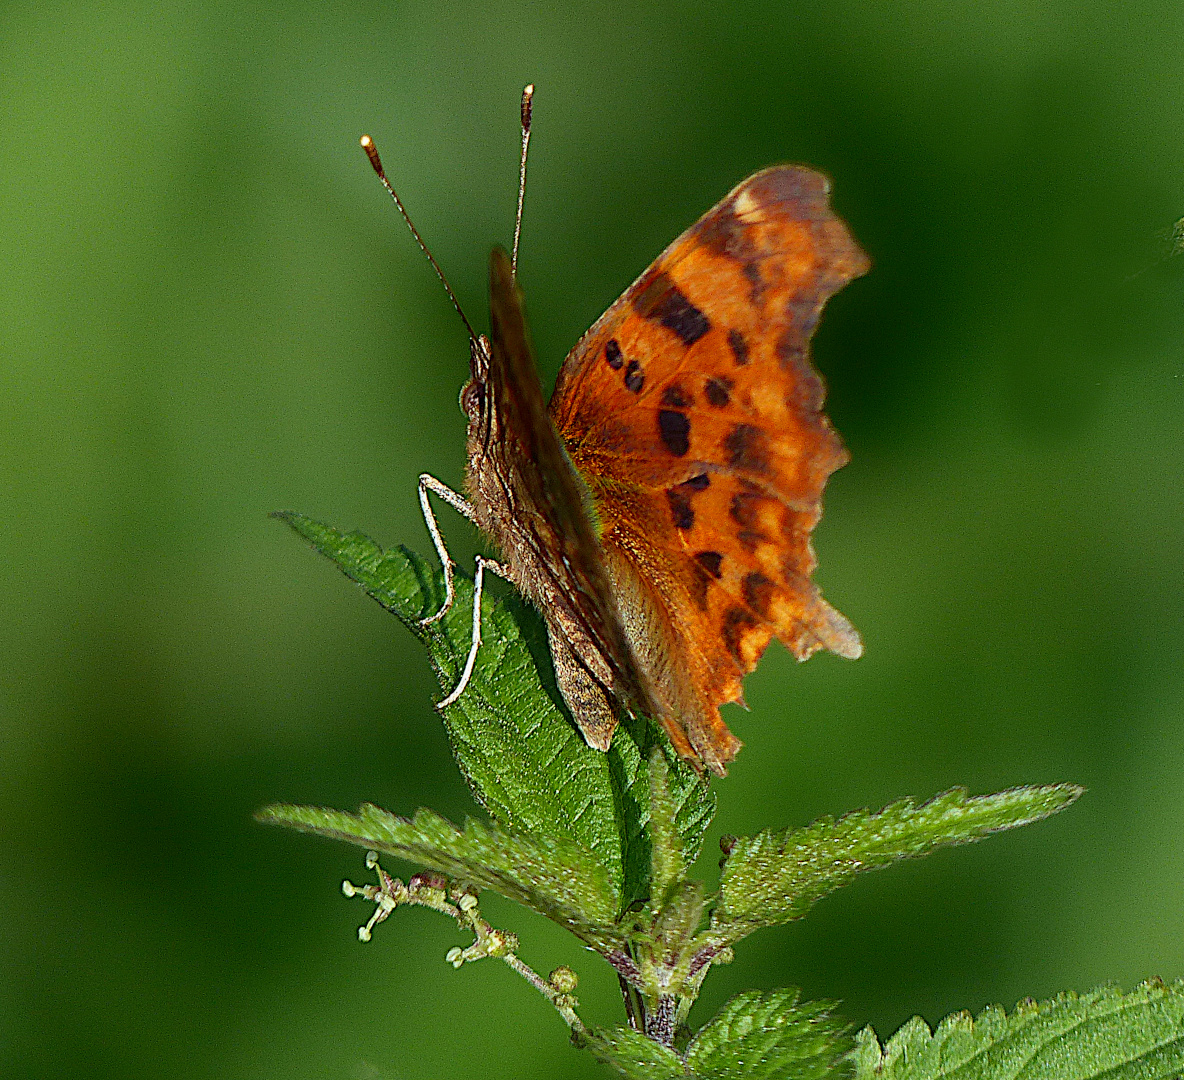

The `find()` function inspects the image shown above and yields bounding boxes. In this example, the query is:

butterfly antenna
[511,83,534,279]
[359,134,479,345]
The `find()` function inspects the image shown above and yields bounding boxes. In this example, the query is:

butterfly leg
[418,473,475,627]
[437,555,509,709]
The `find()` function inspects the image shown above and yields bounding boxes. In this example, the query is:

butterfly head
[459,333,495,446]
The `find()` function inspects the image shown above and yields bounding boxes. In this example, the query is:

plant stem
[502,953,585,1033]
[618,974,642,1032]
[645,996,677,1047]
[345,855,586,1034]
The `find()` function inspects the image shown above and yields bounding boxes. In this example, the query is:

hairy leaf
[851,981,1184,1080]
[687,988,850,1080]
[275,512,714,909]
[715,786,1081,939]
[585,1026,685,1080]
[608,713,715,911]
[648,748,686,906]
[257,802,624,949]
[587,990,848,1079]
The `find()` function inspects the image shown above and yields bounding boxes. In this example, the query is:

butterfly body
[461,255,658,753]
[453,165,867,777]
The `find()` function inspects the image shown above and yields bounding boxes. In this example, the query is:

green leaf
[715,785,1082,939]
[271,511,445,624]
[257,802,625,949]
[651,880,706,962]
[609,714,715,910]
[585,1026,685,1080]
[275,513,624,884]
[275,512,715,912]
[687,988,850,1080]
[647,748,685,906]
[431,591,633,900]
[851,981,1184,1080]
[587,990,849,1080]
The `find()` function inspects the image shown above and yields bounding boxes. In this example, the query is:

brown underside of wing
[478,248,660,747]
[550,166,868,775]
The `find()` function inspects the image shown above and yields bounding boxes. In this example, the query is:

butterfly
[364,91,867,776]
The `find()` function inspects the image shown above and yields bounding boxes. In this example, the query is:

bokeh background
[4,1,1184,1077]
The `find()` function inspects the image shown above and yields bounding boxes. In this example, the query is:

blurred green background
[3,1,1183,1076]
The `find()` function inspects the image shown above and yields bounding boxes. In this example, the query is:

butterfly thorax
[461,355,613,683]
[459,326,635,751]
[460,335,530,556]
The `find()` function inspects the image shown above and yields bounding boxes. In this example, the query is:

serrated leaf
[257,802,624,949]
[588,990,849,1080]
[852,981,1184,1080]
[275,512,715,911]
[715,785,1082,939]
[687,988,850,1080]
[585,1026,685,1080]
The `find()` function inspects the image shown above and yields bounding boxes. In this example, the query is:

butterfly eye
[459,379,485,419]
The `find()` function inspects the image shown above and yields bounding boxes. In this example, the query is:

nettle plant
[260,513,1184,1079]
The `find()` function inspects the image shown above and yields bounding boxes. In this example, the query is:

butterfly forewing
[549,166,868,774]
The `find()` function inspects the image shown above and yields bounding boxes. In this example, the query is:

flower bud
[549,966,578,993]
[409,871,448,893]
[483,929,517,957]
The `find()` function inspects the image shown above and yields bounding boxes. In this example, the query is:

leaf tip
[254,802,289,825]
[270,509,316,540]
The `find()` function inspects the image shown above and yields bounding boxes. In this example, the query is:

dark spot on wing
[741,572,775,618]
[661,384,692,408]
[694,550,723,578]
[654,289,711,347]
[729,483,766,528]
[693,201,754,264]
[624,359,644,393]
[666,487,694,530]
[737,529,769,553]
[658,410,690,456]
[704,377,732,408]
[688,559,711,610]
[728,328,749,366]
[723,606,759,663]
[605,339,623,370]
[666,474,709,531]
[742,261,764,298]
[724,424,770,472]
[632,271,711,346]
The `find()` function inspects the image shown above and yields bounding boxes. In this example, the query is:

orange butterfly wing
[549,166,868,775]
